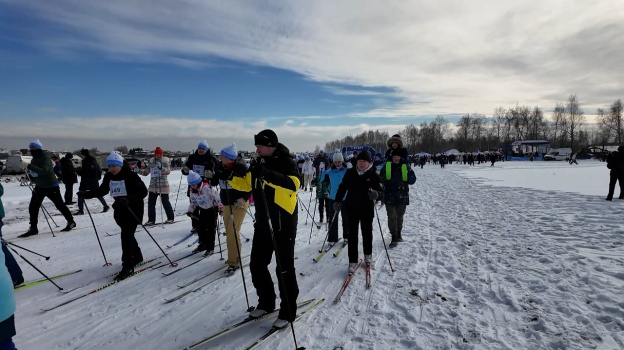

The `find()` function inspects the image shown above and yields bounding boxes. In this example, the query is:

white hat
[106,151,124,167]
[333,153,344,162]
[187,170,202,185]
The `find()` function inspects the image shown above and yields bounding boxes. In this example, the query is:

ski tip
[170,262,179,267]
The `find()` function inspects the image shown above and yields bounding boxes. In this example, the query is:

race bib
[109,180,127,197]
[319,163,325,171]
[196,194,210,208]
[193,165,205,175]
[150,167,161,178]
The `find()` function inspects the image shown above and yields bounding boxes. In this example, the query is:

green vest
[385,162,407,181]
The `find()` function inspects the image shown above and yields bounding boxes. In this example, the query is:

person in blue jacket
[323,152,349,245]
[379,148,417,247]
[0,183,24,287]
[0,240,17,350]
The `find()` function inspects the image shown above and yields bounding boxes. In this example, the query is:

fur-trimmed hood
[387,134,403,148]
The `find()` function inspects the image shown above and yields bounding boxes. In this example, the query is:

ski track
[4,167,624,349]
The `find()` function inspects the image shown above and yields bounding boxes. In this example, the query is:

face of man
[109,165,122,175]
[392,155,401,164]
[255,145,275,157]
[357,159,370,171]
[220,155,234,165]
[197,148,207,155]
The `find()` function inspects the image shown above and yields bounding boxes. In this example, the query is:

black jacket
[216,158,252,205]
[78,155,102,190]
[60,157,78,184]
[384,147,409,162]
[85,161,148,227]
[335,165,384,217]
[184,150,219,186]
[251,144,299,238]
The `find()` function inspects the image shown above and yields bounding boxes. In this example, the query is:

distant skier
[81,151,148,281]
[60,153,78,205]
[324,152,349,245]
[569,152,578,165]
[185,171,221,255]
[140,147,174,225]
[380,149,416,247]
[334,150,384,274]
[301,155,315,192]
[605,147,624,201]
[75,148,109,215]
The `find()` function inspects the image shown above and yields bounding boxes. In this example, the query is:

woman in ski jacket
[301,156,315,191]
[324,152,349,243]
[140,147,174,224]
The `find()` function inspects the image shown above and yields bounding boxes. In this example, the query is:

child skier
[186,171,222,255]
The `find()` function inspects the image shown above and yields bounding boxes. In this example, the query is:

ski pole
[127,207,178,267]
[173,170,184,212]
[257,185,302,350]
[318,209,338,252]
[158,177,165,228]
[305,192,313,225]
[213,206,224,261]
[225,190,253,312]
[1,239,50,260]
[297,197,318,227]
[83,199,112,266]
[245,207,256,223]
[308,197,317,244]
[6,243,63,291]
[373,203,395,272]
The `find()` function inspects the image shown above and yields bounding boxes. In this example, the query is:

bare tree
[564,94,585,152]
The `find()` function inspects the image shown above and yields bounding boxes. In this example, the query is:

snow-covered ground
[2,159,623,350]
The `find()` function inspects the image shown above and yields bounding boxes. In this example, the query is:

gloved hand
[112,197,129,210]
[204,170,214,179]
[155,161,162,169]
[181,167,189,175]
[217,168,232,180]
[249,159,267,178]
[234,198,246,209]
[82,190,95,199]
[333,202,342,211]
[186,212,193,218]
[368,190,379,201]
[76,191,85,198]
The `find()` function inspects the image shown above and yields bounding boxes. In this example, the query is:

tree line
[324,95,624,154]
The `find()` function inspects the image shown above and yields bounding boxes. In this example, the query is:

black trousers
[194,207,217,250]
[607,174,624,199]
[327,199,349,242]
[250,227,299,322]
[115,206,143,269]
[347,211,374,264]
[29,186,73,228]
[64,182,74,203]
[317,197,330,222]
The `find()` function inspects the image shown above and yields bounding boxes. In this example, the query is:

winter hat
[254,129,278,147]
[304,155,310,160]
[154,147,164,155]
[80,148,89,156]
[387,134,403,148]
[356,150,372,163]
[333,152,344,162]
[106,151,124,167]
[220,143,238,161]
[65,152,73,159]
[29,139,43,150]
[391,149,403,158]
[187,170,202,186]
[198,140,209,150]
[319,149,325,154]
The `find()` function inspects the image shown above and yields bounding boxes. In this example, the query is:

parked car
[543,148,572,161]
[4,155,33,174]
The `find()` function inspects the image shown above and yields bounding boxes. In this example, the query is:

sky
[1,1,623,153]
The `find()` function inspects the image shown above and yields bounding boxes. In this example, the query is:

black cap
[80,149,89,156]
[254,129,279,147]
[391,149,402,157]
[65,152,73,158]
[356,150,372,163]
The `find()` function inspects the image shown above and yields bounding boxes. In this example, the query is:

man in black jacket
[606,147,624,201]
[75,149,109,215]
[60,153,78,205]
[183,141,220,233]
[247,129,300,329]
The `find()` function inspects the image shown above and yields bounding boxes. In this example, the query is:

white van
[5,155,33,174]
[543,148,572,161]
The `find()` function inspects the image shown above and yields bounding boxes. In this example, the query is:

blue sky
[1,1,623,152]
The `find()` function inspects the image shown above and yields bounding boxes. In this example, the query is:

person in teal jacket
[0,241,17,349]
[0,183,23,286]
[323,152,349,245]
[20,139,75,237]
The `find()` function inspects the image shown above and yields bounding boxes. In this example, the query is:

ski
[166,263,250,303]
[183,299,316,350]
[14,269,83,291]
[175,265,228,289]
[162,256,206,277]
[313,238,341,262]
[334,260,362,303]
[365,262,371,288]
[41,262,161,312]
[243,298,325,350]
[187,237,199,247]
[167,232,196,248]
[332,241,348,257]
[151,251,200,270]
[105,231,120,236]
[105,257,160,278]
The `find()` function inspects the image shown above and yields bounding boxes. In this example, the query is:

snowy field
[2,159,623,350]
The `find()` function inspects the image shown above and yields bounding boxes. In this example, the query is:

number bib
[150,167,161,178]
[195,194,210,208]
[319,163,325,171]
[192,165,205,175]
[109,180,128,197]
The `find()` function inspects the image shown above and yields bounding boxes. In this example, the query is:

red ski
[334,259,362,303]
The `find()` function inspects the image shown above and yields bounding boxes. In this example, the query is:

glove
[368,191,379,201]
[234,198,246,209]
[83,190,95,199]
[155,161,162,169]
[181,167,189,175]
[112,197,129,210]
[249,159,267,178]
[76,191,86,198]
[186,212,193,218]
[203,170,214,179]
[333,202,342,211]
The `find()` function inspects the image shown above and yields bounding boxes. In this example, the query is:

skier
[81,151,148,281]
[379,149,416,247]
[247,129,299,329]
[334,150,384,274]
[315,168,331,224]
[140,147,174,225]
[59,153,78,205]
[0,242,17,350]
[186,171,221,255]
[301,155,315,192]
[606,147,624,201]
[569,152,578,165]
[384,134,409,162]
[183,141,219,233]
[214,143,251,273]
[324,152,349,245]
[0,183,23,287]
[75,148,109,215]
[20,140,75,237]
[312,150,330,181]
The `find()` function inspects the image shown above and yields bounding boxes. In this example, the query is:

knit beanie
[80,149,89,156]
[319,149,325,154]
[65,152,73,159]
[220,143,238,161]
[198,140,209,150]
[106,151,124,167]
[355,150,372,163]
[154,147,163,155]
[333,152,344,162]
[187,170,202,186]
[254,129,278,147]
[29,139,43,150]
[391,149,402,158]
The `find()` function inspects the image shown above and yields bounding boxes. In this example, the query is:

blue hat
[319,149,325,154]
[187,170,202,186]
[220,143,238,160]
[304,155,310,160]
[198,140,209,150]
[106,151,124,167]
[29,139,43,150]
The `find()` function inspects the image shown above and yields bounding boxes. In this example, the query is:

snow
[3,159,623,349]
